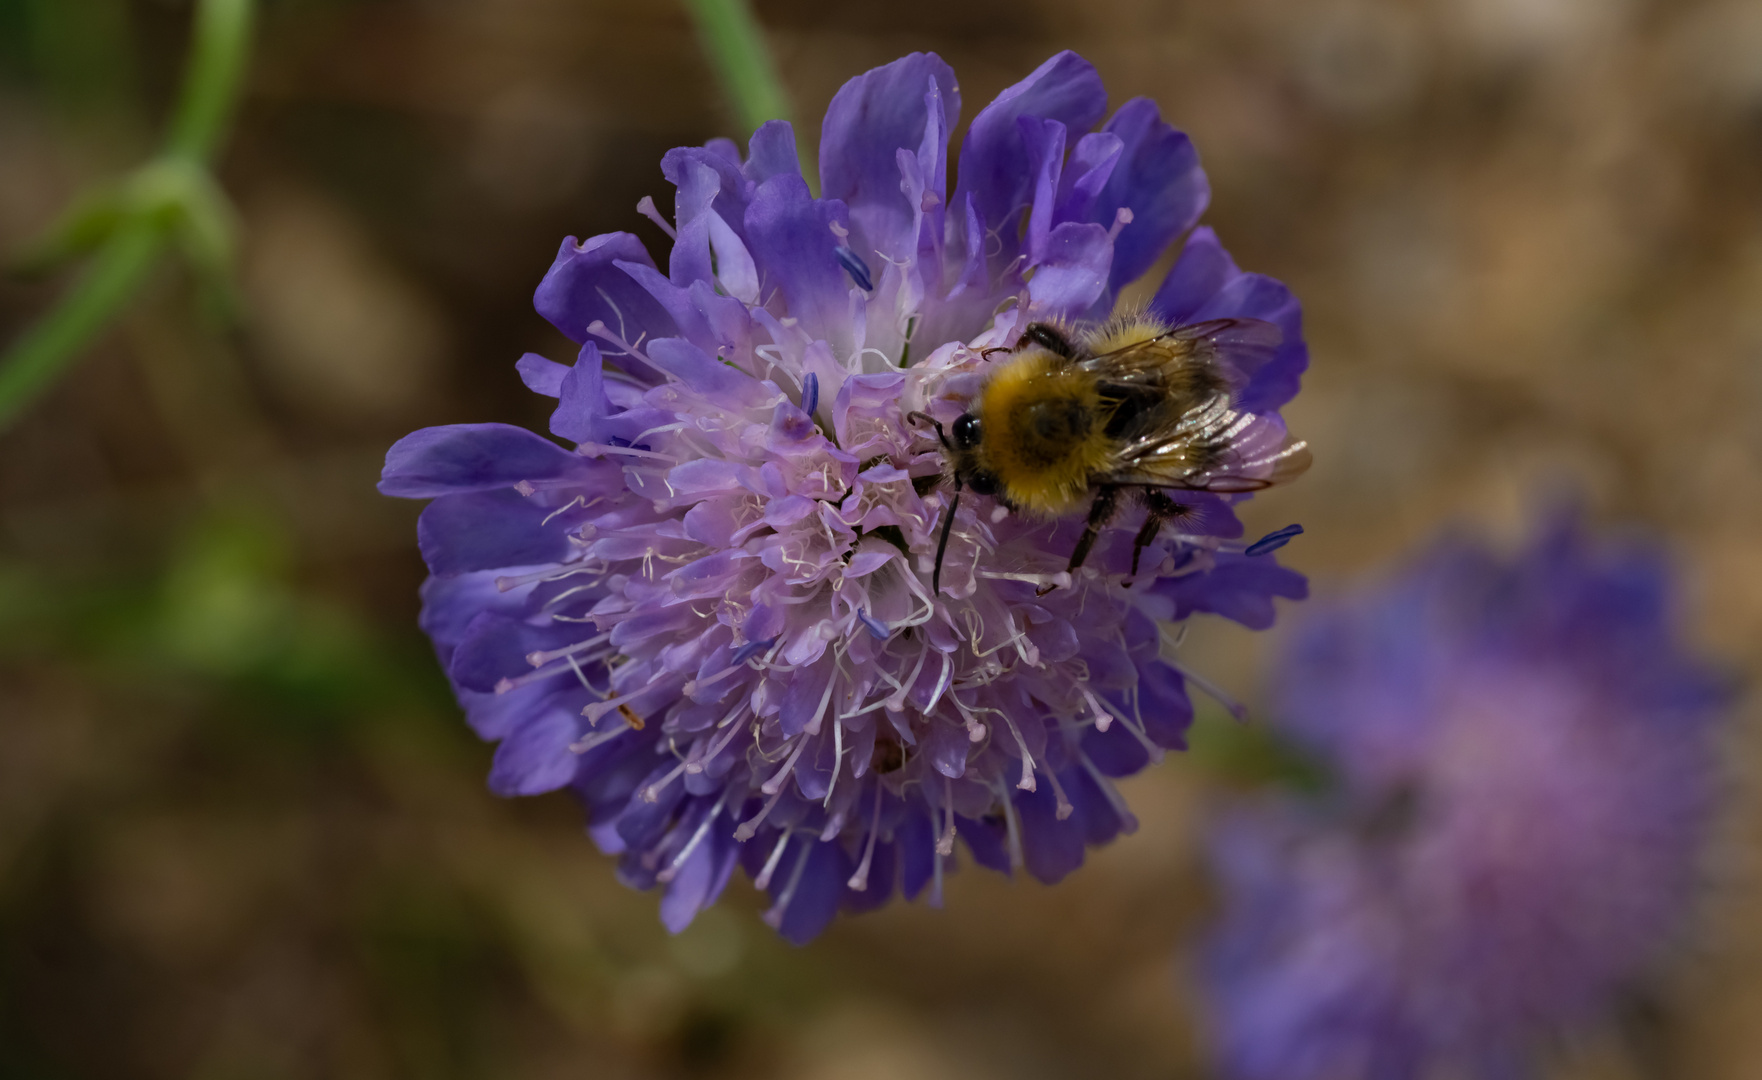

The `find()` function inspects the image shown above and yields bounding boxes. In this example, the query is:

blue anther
[855,610,889,640]
[731,637,778,666]
[1246,523,1305,557]
[835,245,874,291]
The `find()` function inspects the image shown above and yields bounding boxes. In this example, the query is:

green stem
[0,0,254,432]
[164,0,255,163]
[681,0,791,135]
[0,222,165,429]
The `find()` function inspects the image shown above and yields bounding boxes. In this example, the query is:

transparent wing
[1100,396,1312,493]
[1074,317,1281,390]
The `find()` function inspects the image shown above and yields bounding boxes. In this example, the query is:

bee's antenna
[933,478,961,595]
[906,410,951,451]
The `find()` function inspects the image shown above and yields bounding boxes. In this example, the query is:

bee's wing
[1102,394,1312,493]
[1076,317,1281,390]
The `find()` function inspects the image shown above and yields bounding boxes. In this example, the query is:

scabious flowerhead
[381,52,1309,943]
[1197,512,1726,1079]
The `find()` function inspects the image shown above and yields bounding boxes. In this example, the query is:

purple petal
[1027,221,1113,317]
[534,232,679,346]
[418,570,531,669]
[660,821,740,932]
[1081,718,1152,777]
[745,120,801,185]
[1150,227,1308,413]
[896,808,936,900]
[774,838,850,945]
[960,814,1011,875]
[953,51,1107,240]
[819,52,960,266]
[379,423,588,498]
[645,337,772,408]
[1156,553,1309,631]
[488,703,583,796]
[550,341,613,445]
[1013,779,1087,884]
[448,612,588,694]
[1137,663,1194,749]
[1091,98,1208,291]
[516,352,569,397]
[743,174,853,347]
[1020,115,1067,265]
[1053,131,1122,224]
[417,487,590,575]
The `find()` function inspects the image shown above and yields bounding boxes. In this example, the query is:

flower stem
[165,0,256,163]
[0,222,166,429]
[681,0,792,136]
[0,0,254,432]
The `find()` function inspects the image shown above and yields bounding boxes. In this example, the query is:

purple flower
[382,52,1309,943]
[1197,512,1726,1079]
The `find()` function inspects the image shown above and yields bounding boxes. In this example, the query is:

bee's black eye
[952,414,982,449]
[966,471,1000,496]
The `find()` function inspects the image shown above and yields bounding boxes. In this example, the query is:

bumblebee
[911,314,1310,593]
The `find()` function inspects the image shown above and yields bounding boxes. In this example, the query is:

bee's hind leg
[1126,490,1189,584]
[1041,485,1123,594]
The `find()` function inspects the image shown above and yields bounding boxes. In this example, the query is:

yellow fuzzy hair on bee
[972,349,1114,517]
[1080,310,1172,357]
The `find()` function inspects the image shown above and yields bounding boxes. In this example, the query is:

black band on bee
[1017,322,1077,359]
[965,470,1000,497]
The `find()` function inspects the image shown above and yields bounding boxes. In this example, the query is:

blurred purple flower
[1198,512,1726,1078]
[381,52,1309,943]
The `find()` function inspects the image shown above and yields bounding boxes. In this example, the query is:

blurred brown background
[1,0,1760,1077]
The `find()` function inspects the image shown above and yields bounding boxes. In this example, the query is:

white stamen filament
[527,633,612,668]
[1177,663,1249,720]
[495,563,597,593]
[998,779,1024,872]
[569,724,629,755]
[752,828,794,890]
[642,759,690,803]
[823,719,844,808]
[582,689,647,725]
[761,737,810,795]
[1000,711,1038,792]
[686,710,747,775]
[1078,753,1140,834]
[936,775,957,857]
[634,195,677,239]
[762,840,814,929]
[734,782,787,841]
[656,790,729,884]
[494,648,614,694]
[1043,761,1074,821]
[846,782,885,891]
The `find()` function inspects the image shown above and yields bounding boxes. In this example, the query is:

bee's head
[949,412,1001,497]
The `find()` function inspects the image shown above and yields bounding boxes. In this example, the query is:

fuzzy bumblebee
[912,314,1311,592]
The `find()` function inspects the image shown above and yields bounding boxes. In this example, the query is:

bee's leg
[1041,485,1122,594]
[1127,490,1189,582]
[932,478,962,596]
[906,410,951,451]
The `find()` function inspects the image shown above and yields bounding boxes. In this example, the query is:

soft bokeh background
[2,0,1759,1076]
